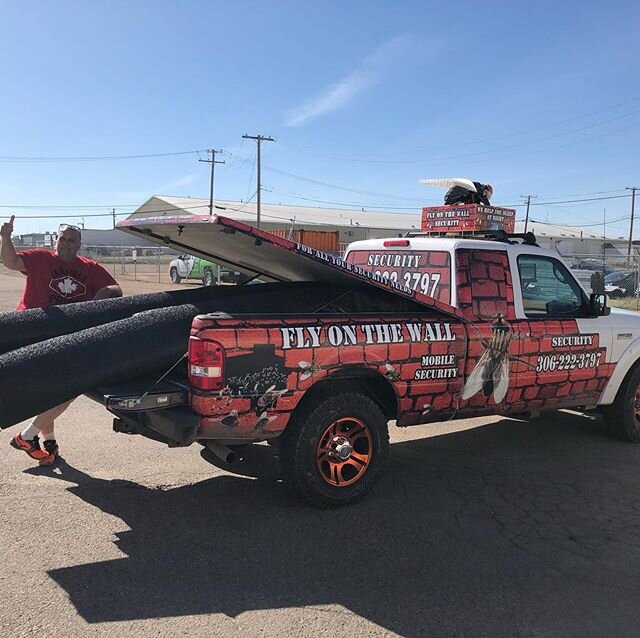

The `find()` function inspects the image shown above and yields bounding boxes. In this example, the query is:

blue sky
[0,0,638,239]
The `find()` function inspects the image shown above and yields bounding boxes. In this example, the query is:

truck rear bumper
[86,378,198,446]
[109,406,200,447]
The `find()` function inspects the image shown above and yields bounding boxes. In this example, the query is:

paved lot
[2,270,640,637]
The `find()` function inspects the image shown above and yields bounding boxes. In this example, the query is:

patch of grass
[609,297,640,311]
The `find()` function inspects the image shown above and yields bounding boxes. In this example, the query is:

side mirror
[589,293,610,316]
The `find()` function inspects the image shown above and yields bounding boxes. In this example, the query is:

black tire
[170,268,182,284]
[604,365,640,442]
[280,392,389,508]
[203,268,215,286]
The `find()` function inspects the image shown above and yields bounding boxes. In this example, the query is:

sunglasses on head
[58,224,81,233]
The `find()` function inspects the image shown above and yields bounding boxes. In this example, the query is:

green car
[169,254,244,286]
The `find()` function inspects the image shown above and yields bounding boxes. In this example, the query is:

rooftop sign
[421,204,516,234]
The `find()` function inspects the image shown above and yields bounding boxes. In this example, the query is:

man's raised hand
[0,215,15,239]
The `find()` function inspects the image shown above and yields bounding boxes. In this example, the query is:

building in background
[132,196,421,251]
[15,227,174,258]
[131,195,639,260]
[516,220,636,259]
[14,232,56,248]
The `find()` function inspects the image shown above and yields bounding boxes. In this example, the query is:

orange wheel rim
[316,417,373,487]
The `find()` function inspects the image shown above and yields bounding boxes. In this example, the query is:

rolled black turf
[0,283,358,428]
[0,284,249,355]
[0,304,204,428]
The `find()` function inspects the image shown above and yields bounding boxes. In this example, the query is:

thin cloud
[158,173,202,192]
[103,174,203,201]
[285,34,412,127]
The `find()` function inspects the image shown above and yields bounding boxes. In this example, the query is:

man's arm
[93,284,123,300]
[0,215,25,271]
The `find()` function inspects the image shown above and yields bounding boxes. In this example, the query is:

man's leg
[10,400,74,464]
[32,399,74,438]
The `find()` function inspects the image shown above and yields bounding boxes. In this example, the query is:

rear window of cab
[345,250,451,304]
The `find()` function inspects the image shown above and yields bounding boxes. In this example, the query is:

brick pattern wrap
[191,314,468,437]
[513,319,614,410]
[456,249,515,320]
[456,316,614,417]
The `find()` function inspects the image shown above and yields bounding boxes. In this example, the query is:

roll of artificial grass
[0,282,349,428]
[0,302,218,429]
[0,285,244,356]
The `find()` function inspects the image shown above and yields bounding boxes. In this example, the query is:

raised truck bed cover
[117,213,463,319]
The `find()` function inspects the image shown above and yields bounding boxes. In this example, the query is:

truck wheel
[281,392,389,507]
[604,365,640,442]
[203,268,215,286]
[170,268,182,284]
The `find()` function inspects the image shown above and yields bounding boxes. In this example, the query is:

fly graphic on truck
[2,204,639,508]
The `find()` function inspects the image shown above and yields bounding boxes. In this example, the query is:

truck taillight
[188,337,225,390]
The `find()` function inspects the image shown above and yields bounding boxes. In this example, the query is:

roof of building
[142,195,422,231]
[134,195,624,243]
[515,219,606,240]
[80,228,157,247]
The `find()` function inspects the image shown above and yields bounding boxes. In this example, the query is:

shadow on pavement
[29,411,640,636]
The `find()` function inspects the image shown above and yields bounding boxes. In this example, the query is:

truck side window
[518,255,585,317]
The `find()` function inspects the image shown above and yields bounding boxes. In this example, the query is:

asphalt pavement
[2,271,640,637]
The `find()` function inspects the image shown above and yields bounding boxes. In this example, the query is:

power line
[283,97,640,163]
[2,190,635,218]
[439,123,639,171]
[0,204,140,209]
[400,111,640,165]
[531,216,629,229]
[520,193,633,206]
[264,187,423,210]
[229,151,639,206]
[0,149,208,162]
[2,190,636,221]
[261,162,426,202]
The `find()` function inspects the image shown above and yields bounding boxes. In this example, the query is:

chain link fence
[80,245,181,285]
[11,241,639,310]
[566,253,640,310]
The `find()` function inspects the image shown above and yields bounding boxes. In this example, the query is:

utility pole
[242,134,274,228]
[627,186,638,257]
[521,194,537,233]
[199,149,225,215]
[112,208,116,229]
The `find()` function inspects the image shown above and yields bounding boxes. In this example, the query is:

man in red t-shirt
[1,215,122,465]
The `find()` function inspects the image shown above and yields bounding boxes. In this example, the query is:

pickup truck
[169,254,244,286]
[90,210,640,508]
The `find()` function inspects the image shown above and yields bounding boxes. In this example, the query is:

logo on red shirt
[49,276,87,300]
